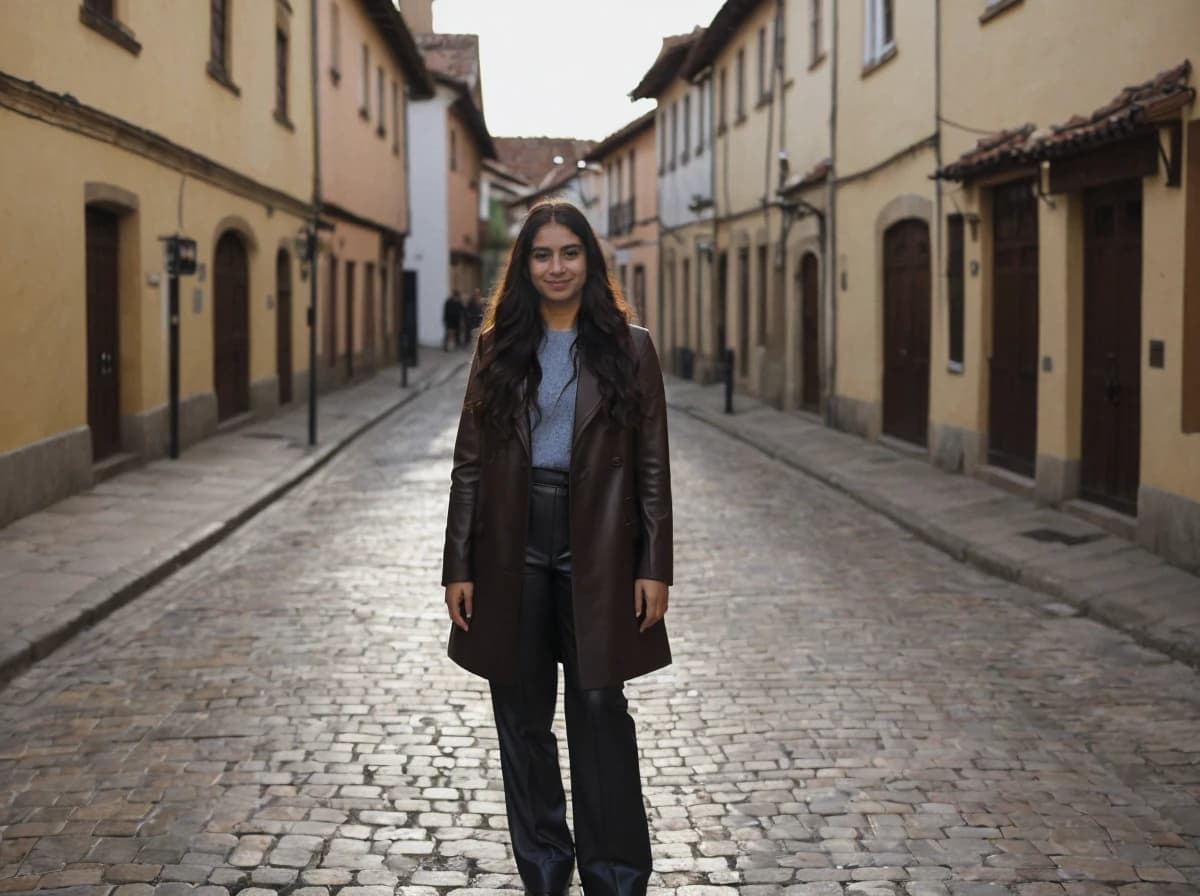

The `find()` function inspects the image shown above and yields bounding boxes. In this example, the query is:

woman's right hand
[445,581,474,632]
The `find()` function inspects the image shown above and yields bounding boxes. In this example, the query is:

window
[376,66,385,136]
[736,48,746,122]
[774,5,785,77]
[274,27,289,123]
[810,0,824,64]
[450,127,457,171]
[628,149,636,218]
[718,67,728,133]
[391,80,400,154]
[633,265,646,320]
[658,109,666,174]
[359,44,369,117]
[864,0,895,67]
[757,27,767,102]
[669,101,678,171]
[330,3,341,81]
[682,94,691,163]
[947,214,965,369]
[80,0,141,54]
[696,83,706,155]
[211,0,230,74]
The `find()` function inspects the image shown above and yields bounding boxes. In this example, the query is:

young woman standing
[442,200,673,896]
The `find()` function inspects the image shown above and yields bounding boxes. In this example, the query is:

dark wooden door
[345,261,355,379]
[276,249,293,405]
[85,207,120,460]
[800,252,820,411]
[364,262,376,366]
[401,269,418,366]
[327,256,339,368]
[988,179,1039,477]
[882,219,931,446]
[737,247,749,376]
[715,251,727,358]
[1082,179,1142,514]
[213,231,250,421]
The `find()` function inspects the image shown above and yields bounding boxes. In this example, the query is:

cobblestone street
[2,369,1199,896]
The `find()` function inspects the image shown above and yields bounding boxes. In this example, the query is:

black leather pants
[489,467,652,896]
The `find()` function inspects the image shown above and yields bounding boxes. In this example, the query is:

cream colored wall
[0,111,309,453]
[632,126,659,228]
[712,2,781,220]
[834,0,936,176]
[782,0,832,177]
[319,0,409,233]
[0,0,312,203]
[447,109,482,261]
[1143,166,1200,503]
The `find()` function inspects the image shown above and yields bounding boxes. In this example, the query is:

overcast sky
[431,0,727,141]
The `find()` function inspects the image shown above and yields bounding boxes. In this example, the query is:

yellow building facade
[933,0,1199,569]
[0,0,428,528]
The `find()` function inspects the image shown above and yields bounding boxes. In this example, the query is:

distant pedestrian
[442,291,462,351]
[442,199,673,896]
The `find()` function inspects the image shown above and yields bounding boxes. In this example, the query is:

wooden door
[275,249,293,405]
[327,256,339,368]
[364,261,376,366]
[715,251,728,358]
[737,247,749,376]
[85,207,120,460]
[882,219,931,446]
[800,252,820,411]
[1081,179,1142,514]
[213,231,250,421]
[988,179,1039,477]
[345,261,355,379]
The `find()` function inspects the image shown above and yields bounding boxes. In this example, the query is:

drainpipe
[307,0,322,447]
[825,0,838,426]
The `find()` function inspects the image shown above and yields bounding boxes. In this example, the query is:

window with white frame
[863,0,895,66]
[359,44,369,115]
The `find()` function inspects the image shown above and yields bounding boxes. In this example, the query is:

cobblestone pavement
[2,369,1199,896]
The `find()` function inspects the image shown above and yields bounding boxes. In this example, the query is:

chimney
[398,0,433,33]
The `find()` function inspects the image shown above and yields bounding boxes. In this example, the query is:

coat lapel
[515,380,531,458]
[573,360,602,448]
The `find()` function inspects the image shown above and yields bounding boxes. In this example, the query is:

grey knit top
[529,328,578,471]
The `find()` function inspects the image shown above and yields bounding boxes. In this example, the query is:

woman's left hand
[634,578,669,632]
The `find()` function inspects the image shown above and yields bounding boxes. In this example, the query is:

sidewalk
[0,351,470,687]
[666,376,1200,669]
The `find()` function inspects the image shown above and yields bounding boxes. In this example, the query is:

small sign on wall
[193,288,203,314]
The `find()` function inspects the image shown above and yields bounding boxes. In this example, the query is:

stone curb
[674,400,1200,671]
[0,360,469,689]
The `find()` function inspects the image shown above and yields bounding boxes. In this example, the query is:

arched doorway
[275,248,293,406]
[882,219,930,446]
[213,231,250,421]
[799,252,820,412]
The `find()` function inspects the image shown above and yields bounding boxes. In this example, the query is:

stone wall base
[1138,485,1200,572]
[829,394,880,440]
[929,421,981,474]
[0,427,93,529]
[1035,453,1080,506]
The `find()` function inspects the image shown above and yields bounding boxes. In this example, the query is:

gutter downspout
[825,0,838,426]
[934,0,944,431]
[307,0,322,447]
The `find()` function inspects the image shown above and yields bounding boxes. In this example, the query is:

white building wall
[658,79,714,233]
[406,86,452,346]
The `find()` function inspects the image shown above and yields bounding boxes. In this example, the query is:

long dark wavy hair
[473,200,641,434]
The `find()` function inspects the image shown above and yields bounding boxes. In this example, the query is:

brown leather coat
[441,325,672,690]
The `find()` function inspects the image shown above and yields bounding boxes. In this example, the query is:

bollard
[724,347,735,414]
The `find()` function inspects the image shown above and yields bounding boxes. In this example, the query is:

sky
[431,0,727,141]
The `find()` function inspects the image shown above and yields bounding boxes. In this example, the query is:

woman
[441,200,672,896]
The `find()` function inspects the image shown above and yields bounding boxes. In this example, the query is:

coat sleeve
[441,350,482,586]
[634,332,673,585]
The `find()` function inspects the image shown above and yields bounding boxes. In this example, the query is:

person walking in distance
[443,289,463,351]
[442,199,673,896]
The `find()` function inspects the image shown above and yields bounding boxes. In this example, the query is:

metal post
[307,227,318,447]
[168,270,180,458]
[724,347,735,414]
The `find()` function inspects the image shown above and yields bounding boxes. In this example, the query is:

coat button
[611,456,623,468]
